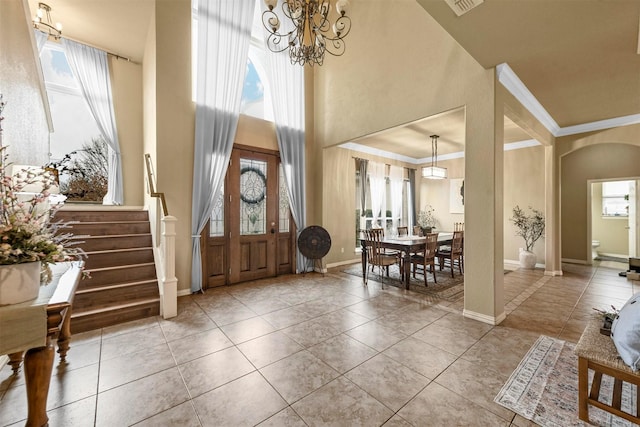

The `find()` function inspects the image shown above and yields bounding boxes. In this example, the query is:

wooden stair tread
[71,297,160,317]
[75,279,158,294]
[72,233,152,239]
[84,262,155,273]
[85,247,152,256]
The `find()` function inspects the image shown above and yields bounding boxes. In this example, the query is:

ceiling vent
[444,0,484,17]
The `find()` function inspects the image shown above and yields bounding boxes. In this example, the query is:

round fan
[297,226,332,260]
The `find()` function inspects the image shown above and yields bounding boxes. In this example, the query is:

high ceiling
[28,0,640,160]
[417,0,640,128]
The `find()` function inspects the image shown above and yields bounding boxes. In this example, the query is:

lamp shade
[422,166,447,179]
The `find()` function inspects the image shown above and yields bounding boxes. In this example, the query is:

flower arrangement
[417,205,437,229]
[0,97,83,283]
[510,205,545,252]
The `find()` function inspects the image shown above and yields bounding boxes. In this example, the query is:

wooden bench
[575,319,640,424]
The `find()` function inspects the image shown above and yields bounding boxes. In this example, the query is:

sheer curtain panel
[190,0,254,293]
[358,158,368,216]
[264,16,307,273]
[368,161,386,229]
[389,165,403,230]
[62,38,123,205]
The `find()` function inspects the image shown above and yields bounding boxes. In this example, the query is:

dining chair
[410,232,438,285]
[412,226,423,237]
[437,230,463,277]
[454,222,464,231]
[397,226,408,237]
[364,228,398,289]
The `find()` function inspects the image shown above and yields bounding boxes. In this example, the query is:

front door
[201,147,295,287]
[228,149,278,283]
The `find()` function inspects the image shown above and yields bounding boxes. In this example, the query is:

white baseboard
[504,259,545,269]
[326,258,361,269]
[463,309,506,325]
[562,258,588,265]
[177,288,192,297]
[599,252,628,259]
[544,270,563,276]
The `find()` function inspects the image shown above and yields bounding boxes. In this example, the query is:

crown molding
[339,142,424,164]
[497,62,640,137]
[504,139,540,151]
[496,63,560,135]
[555,113,640,137]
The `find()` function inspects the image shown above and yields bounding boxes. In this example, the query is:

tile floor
[1,261,637,426]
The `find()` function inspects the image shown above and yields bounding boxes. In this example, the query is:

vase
[519,250,536,269]
[0,261,41,305]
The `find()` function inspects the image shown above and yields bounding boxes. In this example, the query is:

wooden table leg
[8,352,24,374]
[57,308,72,362]
[361,241,367,284]
[403,250,411,290]
[24,340,54,427]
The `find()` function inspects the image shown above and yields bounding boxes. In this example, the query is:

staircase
[54,208,161,334]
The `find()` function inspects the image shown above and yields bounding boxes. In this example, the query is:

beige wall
[0,0,50,165]
[110,57,144,206]
[150,0,194,291]
[503,145,545,262]
[315,1,506,322]
[591,182,629,257]
[419,157,465,232]
[559,125,640,262]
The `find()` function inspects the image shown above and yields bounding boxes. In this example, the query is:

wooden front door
[202,146,295,288]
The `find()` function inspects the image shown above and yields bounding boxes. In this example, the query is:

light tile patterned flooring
[1,261,638,426]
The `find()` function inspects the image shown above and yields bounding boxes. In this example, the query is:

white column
[160,215,178,318]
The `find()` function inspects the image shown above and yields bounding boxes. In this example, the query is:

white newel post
[161,215,178,318]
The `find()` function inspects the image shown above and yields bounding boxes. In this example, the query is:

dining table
[360,232,453,289]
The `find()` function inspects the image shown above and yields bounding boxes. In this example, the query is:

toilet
[592,240,600,260]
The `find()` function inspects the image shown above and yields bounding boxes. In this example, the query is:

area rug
[342,263,465,301]
[495,335,637,427]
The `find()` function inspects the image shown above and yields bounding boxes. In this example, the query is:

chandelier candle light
[263,0,351,66]
[33,2,62,40]
[422,134,448,179]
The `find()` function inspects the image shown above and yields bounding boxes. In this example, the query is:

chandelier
[262,0,351,66]
[33,3,62,40]
[422,135,448,179]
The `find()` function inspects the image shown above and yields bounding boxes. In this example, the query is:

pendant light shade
[422,135,447,179]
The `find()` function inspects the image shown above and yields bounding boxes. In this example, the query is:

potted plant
[510,205,545,269]
[417,205,437,235]
[0,97,83,305]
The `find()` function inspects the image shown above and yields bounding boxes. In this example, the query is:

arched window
[192,1,273,122]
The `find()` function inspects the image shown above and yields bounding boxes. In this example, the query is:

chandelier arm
[263,0,351,66]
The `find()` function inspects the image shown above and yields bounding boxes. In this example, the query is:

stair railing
[144,153,177,319]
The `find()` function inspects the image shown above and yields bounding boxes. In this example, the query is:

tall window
[39,41,107,202]
[602,180,631,217]
[40,42,101,160]
[192,1,274,121]
[355,167,409,247]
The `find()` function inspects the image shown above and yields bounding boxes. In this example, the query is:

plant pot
[0,261,41,305]
[519,250,536,269]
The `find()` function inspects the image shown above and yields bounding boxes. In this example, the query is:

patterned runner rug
[495,335,637,427]
[341,263,464,302]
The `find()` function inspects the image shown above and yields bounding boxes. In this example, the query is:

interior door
[228,149,278,283]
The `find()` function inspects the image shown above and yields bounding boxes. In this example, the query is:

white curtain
[62,38,123,205]
[368,161,386,229]
[34,30,48,54]
[190,0,254,293]
[264,14,307,273]
[389,165,403,230]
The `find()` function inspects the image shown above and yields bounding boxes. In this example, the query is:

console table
[0,262,82,427]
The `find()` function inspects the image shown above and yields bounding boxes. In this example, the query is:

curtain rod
[45,32,139,65]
